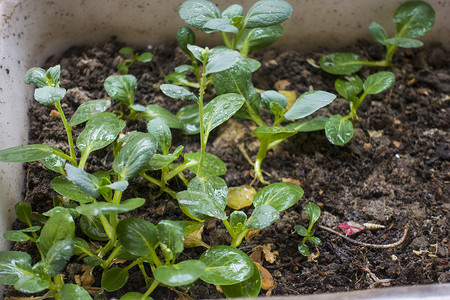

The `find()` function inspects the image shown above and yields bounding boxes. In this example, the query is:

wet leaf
[237,24,285,54]
[59,284,92,299]
[80,215,109,241]
[393,0,435,38]
[101,267,129,292]
[243,0,292,29]
[324,115,354,146]
[158,220,185,260]
[121,292,153,300]
[51,176,95,204]
[285,116,329,132]
[385,37,423,48]
[117,218,158,256]
[45,238,74,277]
[184,152,227,176]
[104,75,136,105]
[14,201,33,226]
[179,0,221,31]
[253,182,304,212]
[68,99,111,126]
[176,104,200,135]
[203,93,245,135]
[319,53,364,75]
[134,104,183,129]
[227,185,256,210]
[0,144,59,163]
[298,243,310,256]
[154,260,206,286]
[203,18,238,34]
[246,204,279,229]
[177,26,196,55]
[137,52,153,63]
[24,67,47,88]
[160,84,198,102]
[40,209,75,255]
[76,198,145,216]
[147,118,172,153]
[65,164,100,199]
[335,75,363,101]
[221,262,261,297]
[34,86,66,105]
[305,202,321,224]
[284,91,336,120]
[363,72,395,95]
[368,22,388,45]
[189,176,228,210]
[177,190,227,221]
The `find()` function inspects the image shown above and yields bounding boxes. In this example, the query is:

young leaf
[284,91,336,120]
[285,116,329,132]
[79,215,109,241]
[243,0,293,29]
[73,237,90,255]
[65,164,101,199]
[134,104,183,129]
[176,191,227,220]
[46,65,61,86]
[158,220,185,259]
[51,177,96,203]
[187,44,206,62]
[101,267,129,292]
[154,260,206,287]
[24,67,47,88]
[324,115,354,146]
[305,202,321,224]
[230,211,247,229]
[119,47,134,55]
[176,104,201,135]
[14,201,33,226]
[363,72,395,95]
[251,126,297,148]
[76,112,126,156]
[184,152,227,176]
[253,182,304,212]
[245,204,279,229]
[113,133,157,180]
[335,75,363,101]
[384,37,423,48]
[76,198,145,216]
[179,0,221,31]
[294,225,308,237]
[188,176,228,210]
[319,53,364,75]
[223,4,243,20]
[34,86,66,105]
[220,262,261,298]
[147,118,172,153]
[203,18,238,34]
[260,90,287,116]
[0,144,59,163]
[59,284,92,300]
[148,153,179,171]
[45,238,74,277]
[137,52,153,63]
[393,0,435,38]
[3,231,31,242]
[200,246,253,285]
[40,209,75,255]
[41,151,66,175]
[368,22,388,45]
[236,24,285,54]
[298,243,310,256]
[177,26,196,55]
[205,51,241,75]
[68,99,111,126]
[203,93,245,135]
[116,218,159,256]
[160,84,198,102]
[104,75,137,105]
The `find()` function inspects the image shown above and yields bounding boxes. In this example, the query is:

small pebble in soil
[410,236,430,250]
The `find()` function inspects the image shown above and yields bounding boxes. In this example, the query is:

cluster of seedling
[0,0,435,298]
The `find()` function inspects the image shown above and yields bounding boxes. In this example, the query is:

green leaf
[101,267,129,292]
[203,93,245,135]
[117,63,129,75]
[176,104,201,135]
[73,237,90,255]
[161,84,198,102]
[59,284,92,299]
[298,243,310,256]
[24,67,47,88]
[223,4,243,19]
[203,18,238,34]
[154,260,206,287]
[200,246,253,285]
[135,104,183,129]
[104,75,136,105]
[237,24,285,54]
[260,90,287,116]
[246,204,279,229]
[177,191,227,220]
[335,75,363,101]
[184,152,227,176]
[45,238,74,277]
[368,22,388,45]
[205,51,241,75]
[221,262,261,298]
[188,176,228,210]
[68,99,111,126]
[0,251,33,285]
[14,201,33,225]
[324,115,354,146]
[46,65,61,86]
[305,202,321,224]
[285,116,329,132]
[121,293,153,300]
[294,225,308,236]
[251,126,297,148]
[3,231,30,242]
[117,218,159,256]
[158,220,185,260]
[41,151,66,175]
[76,198,145,216]
[319,53,364,75]
[83,255,103,266]
[113,133,157,180]
[0,144,58,162]
[384,37,423,48]
[40,209,75,255]
[177,26,196,55]
[80,215,109,241]
[230,211,247,229]
[393,0,435,38]
[363,71,396,95]
[76,112,126,156]
[148,153,178,170]
[253,182,304,212]
[284,91,336,120]
[187,44,206,62]
[179,0,221,31]
[119,47,134,55]
[310,236,321,245]
[65,164,100,199]
[34,86,66,105]
[243,0,292,29]
[51,176,95,203]
[137,52,153,63]
[147,118,172,153]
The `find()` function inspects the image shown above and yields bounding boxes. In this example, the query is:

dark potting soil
[5,40,449,299]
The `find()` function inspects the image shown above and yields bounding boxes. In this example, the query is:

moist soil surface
[6,40,449,299]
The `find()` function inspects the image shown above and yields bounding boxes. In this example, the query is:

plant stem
[197,73,207,177]
[143,279,160,299]
[254,138,269,184]
[141,171,177,198]
[164,163,188,182]
[54,101,77,166]
[101,244,123,269]
[231,229,249,248]
[221,32,233,49]
[222,220,236,238]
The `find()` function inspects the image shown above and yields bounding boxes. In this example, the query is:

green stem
[101,244,123,269]
[222,220,236,238]
[221,32,233,48]
[78,150,90,170]
[197,73,208,178]
[384,44,398,66]
[138,261,151,286]
[361,60,391,67]
[254,138,269,185]
[348,91,367,120]
[231,229,249,248]
[141,171,177,198]
[164,163,188,182]
[143,279,160,299]
[54,101,77,166]
[52,274,64,293]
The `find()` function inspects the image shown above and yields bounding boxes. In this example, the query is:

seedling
[319,0,435,75]
[295,202,321,257]
[117,46,153,74]
[324,71,396,146]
